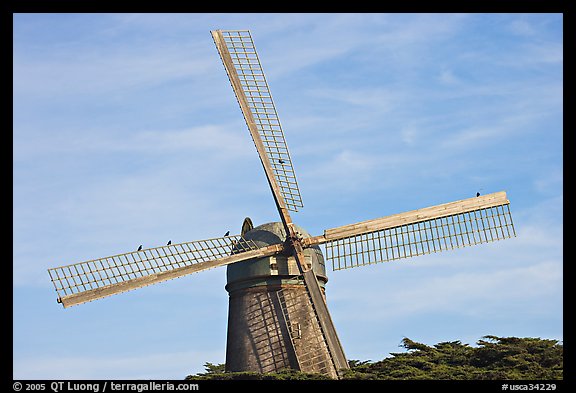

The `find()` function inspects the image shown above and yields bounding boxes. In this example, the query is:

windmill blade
[302,191,516,270]
[48,235,283,308]
[212,29,303,213]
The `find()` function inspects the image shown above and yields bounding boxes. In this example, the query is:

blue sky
[13,13,562,379]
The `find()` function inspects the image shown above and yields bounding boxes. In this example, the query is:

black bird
[476,192,480,197]
[278,159,285,164]
[224,231,230,237]
[137,245,143,251]
[167,240,172,246]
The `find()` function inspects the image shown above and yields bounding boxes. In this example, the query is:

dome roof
[225,222,327,292]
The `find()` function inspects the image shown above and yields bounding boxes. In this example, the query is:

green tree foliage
[340,336,563,380]
[185,336,562,380]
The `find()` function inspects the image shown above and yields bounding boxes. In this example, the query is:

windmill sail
[48,235,281,308]
[212,30,303,212]
[302,191,516,270]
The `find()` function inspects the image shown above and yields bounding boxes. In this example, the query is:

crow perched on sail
[224,231,230,237]
[167,240,172,246]
[137,245,143,251]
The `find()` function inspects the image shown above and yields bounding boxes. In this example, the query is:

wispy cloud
[13,46,213,99]
[307,86,401,113]
[509,18,537,37]
[330,244,562,324]
[14,124,253,159]
[437,67,462,85]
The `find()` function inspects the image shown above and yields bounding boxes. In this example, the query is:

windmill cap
[225,222,328,292]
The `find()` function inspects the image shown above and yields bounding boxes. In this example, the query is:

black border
[8,1,570,388]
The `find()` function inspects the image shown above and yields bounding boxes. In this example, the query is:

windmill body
[225,222,335,377]
[47,30,516,379]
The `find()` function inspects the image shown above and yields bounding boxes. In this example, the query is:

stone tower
[224,222,338,378]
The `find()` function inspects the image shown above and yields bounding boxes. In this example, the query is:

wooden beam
[301,269,349,373]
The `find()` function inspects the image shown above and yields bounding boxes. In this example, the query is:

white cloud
[438,67,460,85]
[13,124,253,161]
[13,48,213,99]
[509,19,537,37]
[439,105,556,151]
[308,86,400,112]
[330,249,562,324]
[303,149,391,193]
[400,126,418,145]
[372,13,467,47]
[395,261,560,316]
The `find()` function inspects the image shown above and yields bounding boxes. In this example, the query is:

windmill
[47,30,517,379]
